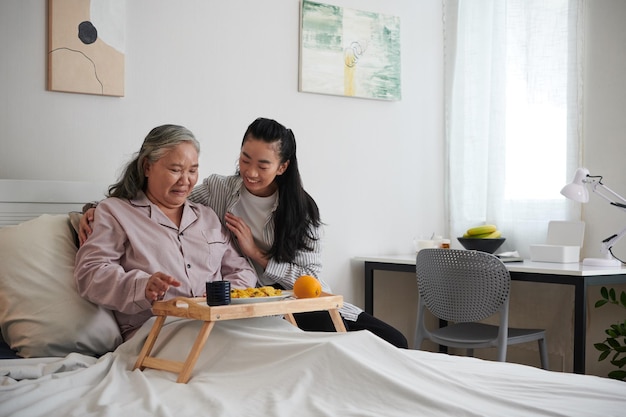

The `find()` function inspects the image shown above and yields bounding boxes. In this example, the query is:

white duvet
[1,316,624,417]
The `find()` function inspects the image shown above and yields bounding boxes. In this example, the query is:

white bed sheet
[1,316,624,417]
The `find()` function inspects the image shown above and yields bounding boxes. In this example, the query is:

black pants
[293,311,408,349]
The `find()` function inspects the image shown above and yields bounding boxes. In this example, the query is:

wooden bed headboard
[0,180,109,227]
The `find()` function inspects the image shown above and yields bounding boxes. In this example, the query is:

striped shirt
[189,174,363,321]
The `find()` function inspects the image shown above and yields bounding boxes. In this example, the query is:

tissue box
[529,244,581,263]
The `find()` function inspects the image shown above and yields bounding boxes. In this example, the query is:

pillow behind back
[0,214,122,357]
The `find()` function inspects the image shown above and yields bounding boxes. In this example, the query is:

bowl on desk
[457,237,506,254]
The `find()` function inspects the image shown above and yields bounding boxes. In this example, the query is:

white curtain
[444,0,584,257]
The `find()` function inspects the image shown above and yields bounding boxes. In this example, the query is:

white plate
[230,290,293,304]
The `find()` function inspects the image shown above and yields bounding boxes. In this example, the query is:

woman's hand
[145,272,181,302]
[78,207,96,246]
[225,212,268,269]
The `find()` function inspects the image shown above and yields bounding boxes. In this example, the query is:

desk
[355,255,626,374]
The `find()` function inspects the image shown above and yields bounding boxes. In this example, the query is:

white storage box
[529,244,581,263]
[529,221,585,263]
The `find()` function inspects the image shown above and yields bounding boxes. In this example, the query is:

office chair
[414,248,549,369]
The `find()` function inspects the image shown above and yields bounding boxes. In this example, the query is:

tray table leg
[134,315,167,371]
[177,320,216,383]
[285,310,346,332]
[328,309,347,332]
[283,313,298,326]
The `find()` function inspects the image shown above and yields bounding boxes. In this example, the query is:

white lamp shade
[560,167,590,203]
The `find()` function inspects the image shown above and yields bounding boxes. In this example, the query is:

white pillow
[0,214,122,357]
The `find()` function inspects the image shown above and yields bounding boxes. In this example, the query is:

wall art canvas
[48,0,125,97]
[299,0,401,101]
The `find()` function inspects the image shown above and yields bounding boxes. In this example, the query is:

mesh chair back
[416,248,510,323]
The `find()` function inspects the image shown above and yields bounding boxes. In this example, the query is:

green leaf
[599,350,611,361]
[596,287,626,379]
[598,349,611,362]
[613,357,626,367]
[601,286,609,299]
[607,338,621,348]
[595,342,610,352]
[608,369,626,381]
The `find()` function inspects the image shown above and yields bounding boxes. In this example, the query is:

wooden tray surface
[152,292,344,321]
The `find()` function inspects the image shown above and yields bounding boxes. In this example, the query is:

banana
[463,225,502,238]
[483,230,502,239]
[466,224,497,236]
[465,232,491,239]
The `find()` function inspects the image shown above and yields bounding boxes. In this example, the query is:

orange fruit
[293,275,322,298]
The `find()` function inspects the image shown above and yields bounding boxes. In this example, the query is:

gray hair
[108,124,200,199]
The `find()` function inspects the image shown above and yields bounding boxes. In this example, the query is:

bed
[0,180,624,417]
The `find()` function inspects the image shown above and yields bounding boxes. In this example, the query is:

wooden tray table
[133,293,345,383]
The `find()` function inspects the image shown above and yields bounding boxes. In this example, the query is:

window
[444,0,583,256]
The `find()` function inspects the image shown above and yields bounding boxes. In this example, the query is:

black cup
[206,280,231,306]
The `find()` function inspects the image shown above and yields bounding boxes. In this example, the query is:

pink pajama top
[74,193,257,340]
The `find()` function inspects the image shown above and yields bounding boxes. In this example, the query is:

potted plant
[594,286,626,381]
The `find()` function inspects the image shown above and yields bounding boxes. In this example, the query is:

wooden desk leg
[328,309,347,332]
[134,315,167,371]
[176,320,216,384]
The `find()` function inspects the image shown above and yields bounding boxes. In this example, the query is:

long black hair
[240,118,321,263]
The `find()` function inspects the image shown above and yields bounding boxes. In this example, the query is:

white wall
[580,0,626,378]
[582,1,626,261]
[0,0,444,326]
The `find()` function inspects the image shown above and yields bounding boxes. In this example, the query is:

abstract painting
[47,0,125,97]
[299,0,401,101]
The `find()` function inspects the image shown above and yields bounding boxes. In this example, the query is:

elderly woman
[75,124,257,340]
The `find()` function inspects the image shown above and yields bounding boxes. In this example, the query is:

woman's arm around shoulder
[188,174,241,211]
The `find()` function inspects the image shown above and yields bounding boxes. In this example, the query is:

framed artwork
[47,0,125,97]
[299,0,401,101]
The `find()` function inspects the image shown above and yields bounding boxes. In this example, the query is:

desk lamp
[560,167,626,267]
